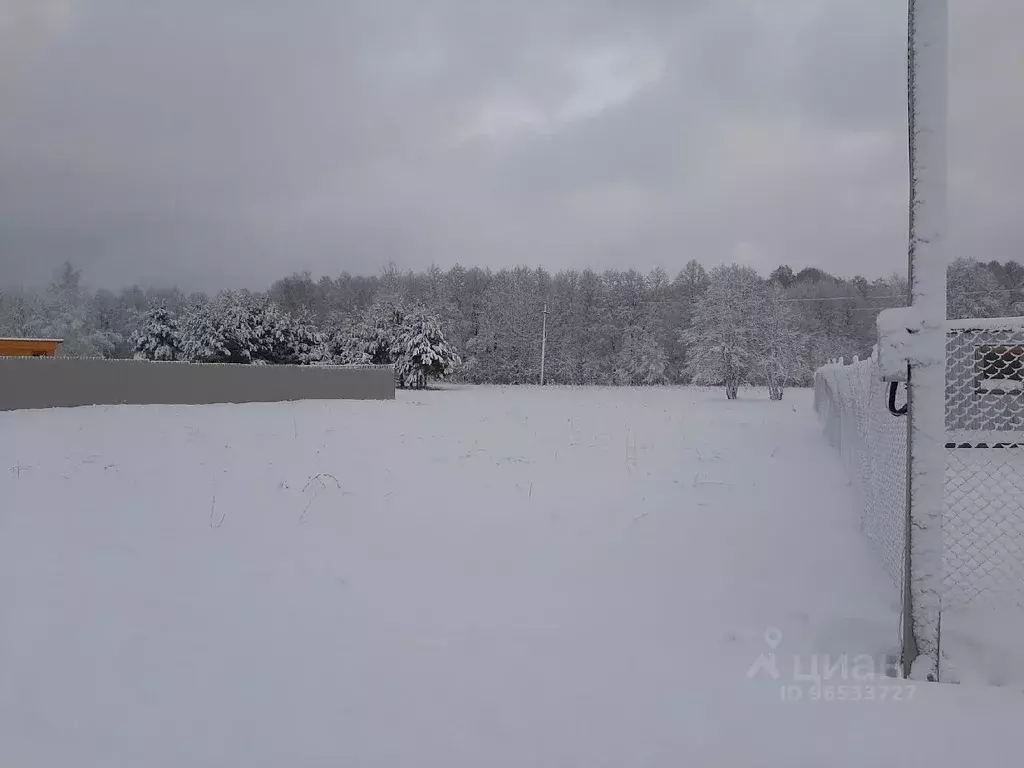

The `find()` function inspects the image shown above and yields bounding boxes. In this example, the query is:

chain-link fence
[816,324,1024,617]
[944,320,1024,609]
[815,354,907,586]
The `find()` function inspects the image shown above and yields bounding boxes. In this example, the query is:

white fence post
[903,0,948,682]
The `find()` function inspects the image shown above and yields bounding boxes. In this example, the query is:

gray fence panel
[0,358,394,411]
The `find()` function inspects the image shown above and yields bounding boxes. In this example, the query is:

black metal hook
[888,381,908,416]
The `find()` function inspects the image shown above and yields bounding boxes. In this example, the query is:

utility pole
[540,304,549,385]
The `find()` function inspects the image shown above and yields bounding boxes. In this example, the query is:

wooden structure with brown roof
[0,338,63,357]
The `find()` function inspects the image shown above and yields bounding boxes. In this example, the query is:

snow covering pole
[540,303,549,385]
[903,0,947,682]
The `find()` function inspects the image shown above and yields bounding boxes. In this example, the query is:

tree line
[1,257,1020,394]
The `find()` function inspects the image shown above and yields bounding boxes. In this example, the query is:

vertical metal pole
[903,0,948,682]
[540,304,549,385]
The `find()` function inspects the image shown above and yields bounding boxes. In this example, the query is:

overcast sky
[0,0,1020,291]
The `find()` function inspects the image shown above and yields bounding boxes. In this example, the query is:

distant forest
[1,257,1020,387]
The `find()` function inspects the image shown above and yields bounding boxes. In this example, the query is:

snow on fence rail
[816,325,1024,612]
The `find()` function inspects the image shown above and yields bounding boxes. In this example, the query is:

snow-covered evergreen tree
[391,307,460,389]
[287,312,328,365]
[323,326,372,365]
[131,305,180,361]
[246,297,294,364]
[169,294,332,366]
[682,265,763,399]
[217,292,265,363]
[335,302,403,365]
[200,292,283,364]
[178,299,231,363]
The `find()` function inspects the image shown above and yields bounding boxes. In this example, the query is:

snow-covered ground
[1,386,1022,766]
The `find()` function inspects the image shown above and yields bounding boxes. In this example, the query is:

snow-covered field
[2,386,1022,766]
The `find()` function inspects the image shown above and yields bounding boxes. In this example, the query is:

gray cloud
[0,0,1020,291]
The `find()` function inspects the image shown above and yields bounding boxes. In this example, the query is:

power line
[569,288,1019,309]
[780,288,1022,305]
[779,295,905,304]
[846,306,908,312]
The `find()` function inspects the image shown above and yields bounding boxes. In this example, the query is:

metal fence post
[904,0,948,682]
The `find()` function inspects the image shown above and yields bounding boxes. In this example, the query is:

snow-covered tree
[16,257,1024,382]
[131,305,180,361]
[177,293,328,365]
[336,301,404,365]
[947,257,1005,319]
[32,262,120,358]
[178,299,231,363]
[468,267,544,384]
[755,285,806,400]
[247,298,298,364]
[683,265,763,399]
[677,259,709,300]
[286,312,328,365]
[769,265,796,288]
[0,287,44,337]
[614,326,667,385]
[192,292,273,364]
[219,292,272,363]
[391,307,460,389]
[323,325,373,365]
